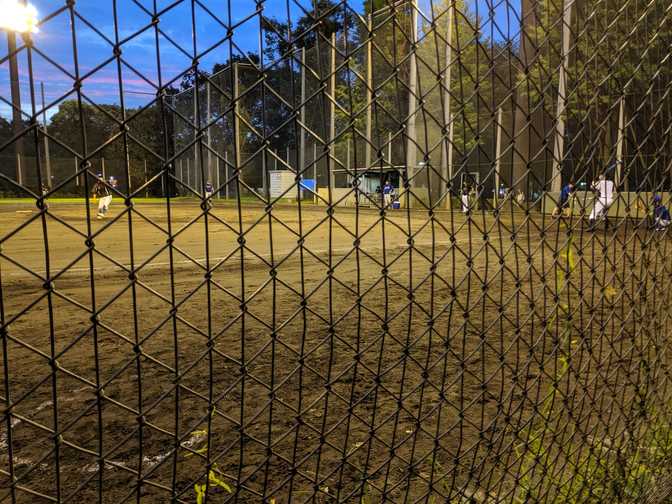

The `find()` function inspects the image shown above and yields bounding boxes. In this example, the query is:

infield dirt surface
[0,199,669,503]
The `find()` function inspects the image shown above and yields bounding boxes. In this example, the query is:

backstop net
[2,0,672,503]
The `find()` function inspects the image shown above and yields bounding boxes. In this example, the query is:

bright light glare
[0,0,38,33]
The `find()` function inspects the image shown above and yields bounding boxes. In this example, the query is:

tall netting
[2,0,672,502]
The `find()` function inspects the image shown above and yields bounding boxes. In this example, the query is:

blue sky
[0,0,518,122]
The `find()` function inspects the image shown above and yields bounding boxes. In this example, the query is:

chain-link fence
[2,0,672,503]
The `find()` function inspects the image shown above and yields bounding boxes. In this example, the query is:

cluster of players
[88,172,672,232]
[552,174,670,231]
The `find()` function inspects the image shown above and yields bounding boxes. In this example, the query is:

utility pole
[441,0,454,208]
[551,0,574,194]
[40,82,52,188]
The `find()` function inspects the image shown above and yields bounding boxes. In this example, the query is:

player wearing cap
[653,194,670,231]
[92,174,112,219]
[589,173,615,230]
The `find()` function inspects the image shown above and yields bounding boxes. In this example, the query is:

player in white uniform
[589,173,614,230]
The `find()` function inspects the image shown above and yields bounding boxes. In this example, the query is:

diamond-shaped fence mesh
[2,0,672,502]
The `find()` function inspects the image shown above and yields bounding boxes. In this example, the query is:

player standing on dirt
[382,180,393,208]
[589,173,615,230]
[204,181,214,209]
[92,174,112,219]
[461,184,470,214]
[553,180,575,218]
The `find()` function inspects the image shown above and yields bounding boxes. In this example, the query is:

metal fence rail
[1,0,672,503]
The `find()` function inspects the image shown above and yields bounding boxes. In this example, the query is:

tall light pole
[1,1,39,187]
[8,31,22,185]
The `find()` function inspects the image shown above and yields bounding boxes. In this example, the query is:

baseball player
[588,173,615,230]
[553,180,575,218]
[92,174,112,219]
[461,184,470,214]
[204,181,214,208]
[653,195,671,231]
[382,180,394,208]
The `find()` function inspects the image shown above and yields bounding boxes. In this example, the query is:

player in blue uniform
[383,180,394,208]
[653,194,670,231]
[553,180,575,217]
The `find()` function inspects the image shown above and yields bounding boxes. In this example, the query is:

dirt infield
[1,199,671,503]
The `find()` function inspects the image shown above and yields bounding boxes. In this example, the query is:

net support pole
[41,82,51,188]
[313,142,318,204]
[102,157,106,180]
[329,32,336,191]
[75,157,79,187]
[441,0,454,209]
[206,79,212,184]
[193,76,198,191]
[616,95,626,190]
[405,0,418,209]
[144,159,148,198]
[494,107,503,207]
[234,62,242,187]
[300,46,306,182]
[388,132,392,166]
[216,155,220,198]
[225,150,230,199]
[262,145,267,196]
[365,13,373,170]
[551,0,574,194]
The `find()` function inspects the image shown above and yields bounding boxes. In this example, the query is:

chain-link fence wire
[2,0,672,502]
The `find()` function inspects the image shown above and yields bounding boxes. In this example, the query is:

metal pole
[300,46,306,178]
[40,82,51,188]
[329,32,336,190]
[388,132,392,166]
[262,147,267,196]
[313,142,318,204]
[441,1,454,208]
[75,157,79,187]
[448,113,454,209]
[144,159,148,198]
[193,77,198,190]
[365,14,373,170]
[405,0,418,208]
[8,32,23,186]
[225,150,230,199]
[234,62,242,186]
[101,157,106,180]
[206,79,212,184]
[551,0,574,194]
[187,157,190,191]
[494,107,503,207]
[616,95,626,190]
[216,155,220,198]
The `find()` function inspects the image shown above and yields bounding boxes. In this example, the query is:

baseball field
[1,198,670,502]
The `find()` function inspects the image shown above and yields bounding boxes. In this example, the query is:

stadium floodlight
[1,0,39,186]
[0,0,38,33]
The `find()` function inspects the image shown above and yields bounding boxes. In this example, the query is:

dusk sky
[0,0,519,121]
